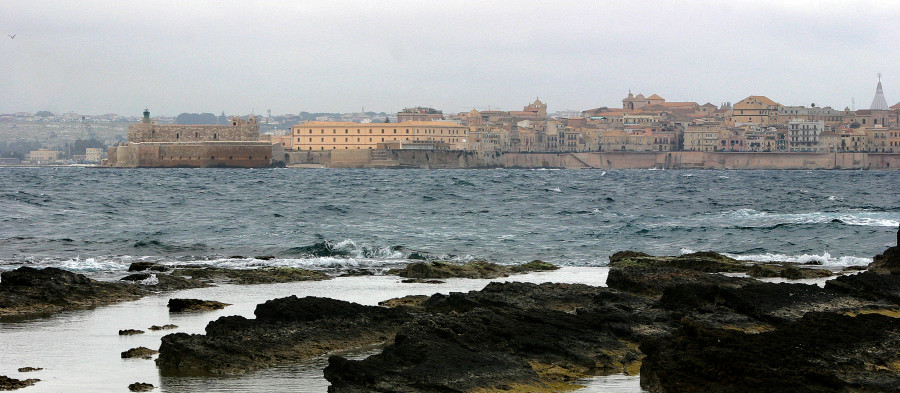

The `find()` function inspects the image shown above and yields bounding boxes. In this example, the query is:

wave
[715,209,899,228]
[282,240,406,259]
[726,251,872,267]
[680,248,872,268]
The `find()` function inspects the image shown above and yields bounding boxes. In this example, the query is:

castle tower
[870,73,889,110]
[142,108,151,124]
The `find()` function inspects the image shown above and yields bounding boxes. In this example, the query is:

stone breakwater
[151,238,900,392]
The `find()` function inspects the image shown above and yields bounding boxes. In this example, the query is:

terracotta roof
[746,95,779,106]
[297,121,465,127]
[647,94,664,100]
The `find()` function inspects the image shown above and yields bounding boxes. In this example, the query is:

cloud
[1,0,898,115]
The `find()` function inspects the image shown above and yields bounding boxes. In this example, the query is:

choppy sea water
[1,167,898,274]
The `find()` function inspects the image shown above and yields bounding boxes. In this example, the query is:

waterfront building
[84,148,104,162]
[683,124,720,152]
[731,96,782,126]
[27,149,62,163]
[290,121,468,151]
[787,119,825,152]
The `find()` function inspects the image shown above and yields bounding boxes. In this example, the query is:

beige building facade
[290,121,468,151]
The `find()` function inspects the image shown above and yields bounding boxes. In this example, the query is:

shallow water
[0,268,642,392]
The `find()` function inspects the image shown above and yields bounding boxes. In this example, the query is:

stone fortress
[106,109,281,168]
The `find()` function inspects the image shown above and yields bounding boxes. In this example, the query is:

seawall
[285,150,900,170]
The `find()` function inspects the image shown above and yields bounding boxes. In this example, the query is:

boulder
[156,296,413,375]
[609,251,747,272]
[167,298,229,312]
[388,260,558,280]
[0,376,40,390]
[148,324,178,331]
[121,347,158,359]
[0,267,145,318]
[127,382,154,392]
[16,367,41,372]
[118,329,144,335]
[170,266,329,285]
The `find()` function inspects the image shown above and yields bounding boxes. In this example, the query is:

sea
[1,167,899,392]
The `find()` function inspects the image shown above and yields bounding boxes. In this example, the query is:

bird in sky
[8,34,15,39]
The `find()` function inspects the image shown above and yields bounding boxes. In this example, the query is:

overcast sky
[2,0,898,116]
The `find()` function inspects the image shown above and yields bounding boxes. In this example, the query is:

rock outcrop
[121,347,158,359]
[0,375,40,390]
[170,266,330,285]
[156,296,414,375]
[127,382,155,392]
[0,267,145,318]
[388,260,558,279]
[167,298,229,312]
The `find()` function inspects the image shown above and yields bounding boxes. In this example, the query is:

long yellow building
[289,121,468,150]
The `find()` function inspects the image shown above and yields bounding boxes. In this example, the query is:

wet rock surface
[0,267,146,318]
[0,375,40,390]
[324,250,900,392]
[640,312,900,393]
[156,296,414,375]
[167,298,229,312]
[128,382,155,392]
[15,367,41,373]
[170,266,330,285]
[119,329,145,335]
[388,259,558,279]
[148,324,178,331]
[121,347,159,359]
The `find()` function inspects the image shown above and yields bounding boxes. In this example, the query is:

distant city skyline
[2,1,898,116]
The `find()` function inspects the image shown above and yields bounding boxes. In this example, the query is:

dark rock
[388,260,558,280]
[148,324,178,331]
[0,267,145,318]
[120,273,151,282]
[128,382,154,392]
[400,278,444,284]
[338,269,375,277]
[747,263,835,279]
[325,306,641,392]
[119,329,144,335]
[128,262,169,272]
[608,251,747,272]
[167,298,229,312]
[128,262,157,272]
[16,367,42,372]
[0,375,40,390]
[640,312,900,393]
[869,243,900,275]
[170,266,330,285]
[121,347,158,359]
[825,271,900,305]
[253,255,276,260]
[607,266,753,296]
[657,281,875,325]
[156,296,413,375]
[378,295,430,309]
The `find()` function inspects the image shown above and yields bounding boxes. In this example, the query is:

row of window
[296,128,463,135]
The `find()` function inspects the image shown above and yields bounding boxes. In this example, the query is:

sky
[2,0,899,116]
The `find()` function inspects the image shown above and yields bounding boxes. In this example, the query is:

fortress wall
[128,123,259,143]
[108,142,274,168]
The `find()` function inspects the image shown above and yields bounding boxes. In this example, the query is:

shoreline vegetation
[1,231,898,392]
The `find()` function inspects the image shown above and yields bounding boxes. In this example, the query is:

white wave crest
[726,251,872,267]
[720,209,899,228]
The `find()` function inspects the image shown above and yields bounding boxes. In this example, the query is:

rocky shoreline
[2,231,898,392]
[157,234,899,392]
